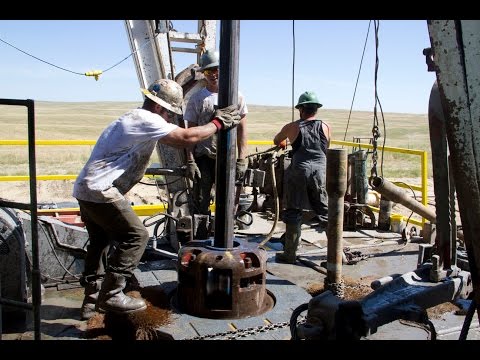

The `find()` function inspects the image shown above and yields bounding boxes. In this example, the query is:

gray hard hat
[141,79,183,115]
[197,50,219,72]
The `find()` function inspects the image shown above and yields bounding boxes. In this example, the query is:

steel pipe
[326,148,348,285]
[371,176,436,224]
[214,20,240,249]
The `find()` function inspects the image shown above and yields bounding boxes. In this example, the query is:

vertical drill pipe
[354,150,368,204]
[214,20,240,249]
[326,148,348,284]
[377,195,393,231]
[371,176,437,224]
[347,154,356,202]
[428,81,452,269]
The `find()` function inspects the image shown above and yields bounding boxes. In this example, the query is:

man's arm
[273,123,294,146]
[161,105,241,148]
[237,115,248,159]
[160,123,217,148]
[273,125,287,145]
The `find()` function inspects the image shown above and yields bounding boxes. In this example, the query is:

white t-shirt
[73,108,178,203]
[183,87,247,158]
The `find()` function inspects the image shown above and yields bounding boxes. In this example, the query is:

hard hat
[198,50,219,72]
[295,91,323,109]
[141,79,183,115]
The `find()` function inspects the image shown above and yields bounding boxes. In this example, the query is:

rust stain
[305,276,374,300]
[85,285,173,340]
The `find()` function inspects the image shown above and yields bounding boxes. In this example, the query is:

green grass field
[0,101,430,179]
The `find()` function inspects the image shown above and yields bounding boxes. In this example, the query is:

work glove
[235,158,248,184]
[187,159,201,182]
[278,139,288,149]
[211,105,241,130]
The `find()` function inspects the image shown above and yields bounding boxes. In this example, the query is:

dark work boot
[80,278,103,320]
[275,223,301,264]
[279,232,303,251]
[95,272,147,314]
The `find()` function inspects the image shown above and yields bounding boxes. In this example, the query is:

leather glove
[278,139,287,149]
[187,159,201,181]
[211,104,241,130]
[235,158,248,183]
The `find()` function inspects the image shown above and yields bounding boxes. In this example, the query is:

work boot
[80,277,103,320]
[279,232,303,251]
[275,223,301,264]
[95,272,147,314]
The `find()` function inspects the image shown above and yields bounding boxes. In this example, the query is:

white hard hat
[141,79,183,115]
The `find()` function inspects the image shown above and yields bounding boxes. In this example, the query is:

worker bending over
[73,79,240,319]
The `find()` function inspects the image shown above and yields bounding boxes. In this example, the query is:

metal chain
[370,21,381,182]
[370,125,380,179]
[324,278,345,299]
[186,320,294,340]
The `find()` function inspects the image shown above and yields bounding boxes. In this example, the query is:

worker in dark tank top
[272,91,331,264]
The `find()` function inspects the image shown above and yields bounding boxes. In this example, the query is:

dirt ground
[0,180,166,206]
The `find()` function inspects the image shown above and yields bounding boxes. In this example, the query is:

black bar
[0,200,31,210]
[0,298,34,310]
[27,100,41,341]
[0,98,32,106]
[214,20,240,249]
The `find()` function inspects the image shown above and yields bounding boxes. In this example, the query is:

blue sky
[0,20,436,114]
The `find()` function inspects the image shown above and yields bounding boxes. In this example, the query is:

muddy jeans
[78,198,149,278]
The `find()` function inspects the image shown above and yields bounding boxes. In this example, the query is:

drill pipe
[326,148,348,284]
[371,176,436,224]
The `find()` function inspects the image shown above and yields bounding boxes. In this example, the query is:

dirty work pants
[78,198,149,278]
[282,162,328,225]
[193,155,216,215]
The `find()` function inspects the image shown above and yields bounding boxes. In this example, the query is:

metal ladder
[124,20,216,88]
[123,20,217,250]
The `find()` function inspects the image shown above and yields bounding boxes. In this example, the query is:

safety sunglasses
[166,109,176,119]
[203,67,219,76]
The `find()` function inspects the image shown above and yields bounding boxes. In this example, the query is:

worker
[184,49,249,235]
[273,91,331,264]
[73,78,241,319]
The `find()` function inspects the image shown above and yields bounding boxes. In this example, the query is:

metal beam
[428,19,480,311]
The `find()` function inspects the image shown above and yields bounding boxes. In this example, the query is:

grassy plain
[0,101,430,178]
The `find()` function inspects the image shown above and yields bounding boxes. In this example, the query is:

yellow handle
[85,70,103,81]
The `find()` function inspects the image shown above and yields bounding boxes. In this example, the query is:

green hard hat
[198,50,219,72]
[295,91,323,109]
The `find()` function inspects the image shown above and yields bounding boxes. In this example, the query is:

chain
[324,277,345,299]
[370,20,381,183]
[186,320,294,340]
[370,125,380,180]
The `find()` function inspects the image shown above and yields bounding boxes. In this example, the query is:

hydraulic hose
[258,150,280,248]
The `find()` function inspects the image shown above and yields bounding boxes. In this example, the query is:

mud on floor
[85,286,173,340]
